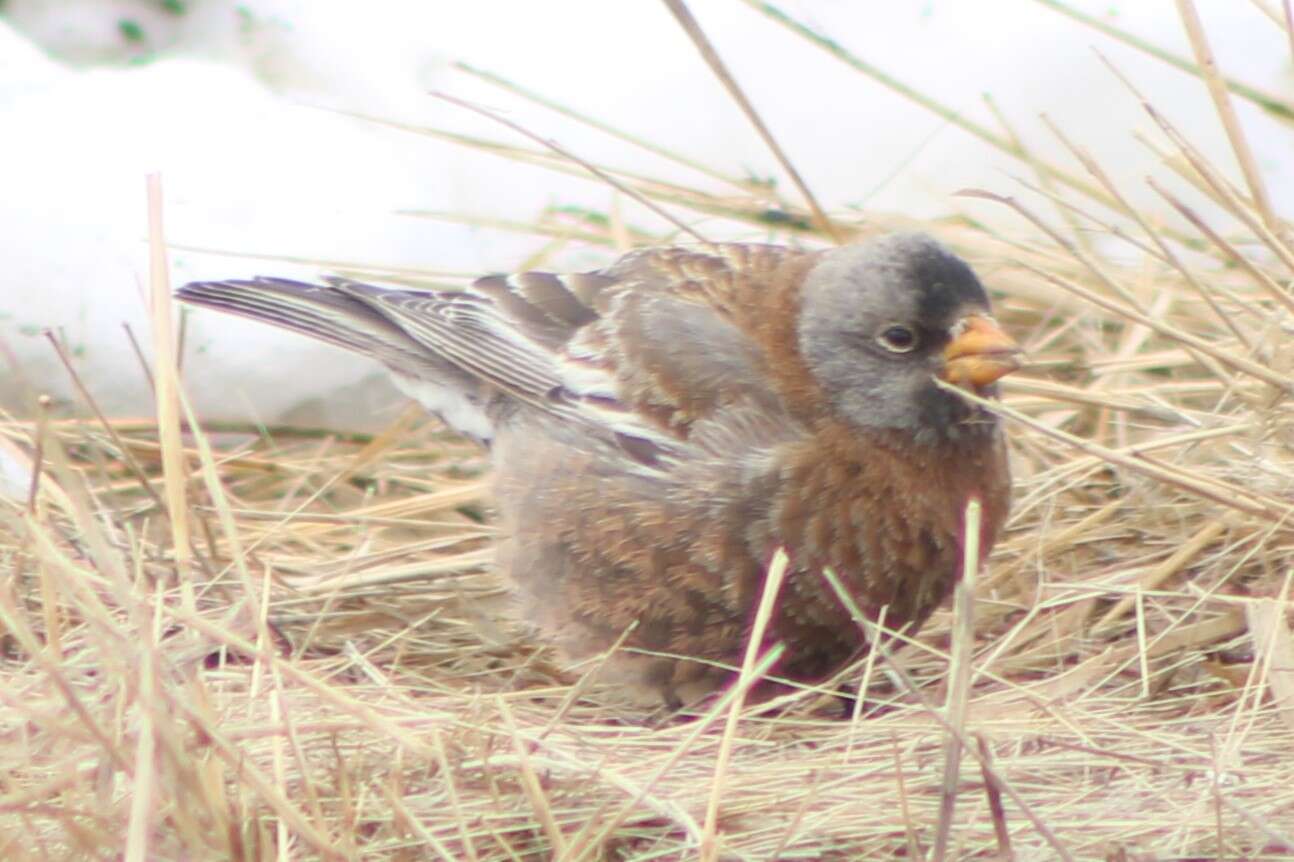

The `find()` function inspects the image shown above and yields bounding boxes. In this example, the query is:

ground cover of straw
[4,217,1292,859]
[4,3,1294,859]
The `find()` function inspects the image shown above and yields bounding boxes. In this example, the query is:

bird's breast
[765,421,1010,638]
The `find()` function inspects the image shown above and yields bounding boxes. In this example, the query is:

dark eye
[876,324,918,353]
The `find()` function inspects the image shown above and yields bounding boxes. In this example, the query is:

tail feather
[177,276,503,441]
[176,278,423,358]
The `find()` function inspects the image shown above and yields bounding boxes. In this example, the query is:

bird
[178,233,1021,708]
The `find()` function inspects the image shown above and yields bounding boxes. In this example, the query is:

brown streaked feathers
[178,234,1020,707]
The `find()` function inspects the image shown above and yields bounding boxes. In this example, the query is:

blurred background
[2,0,1290,429]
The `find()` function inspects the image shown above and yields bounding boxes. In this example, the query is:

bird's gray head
[797,233,1021,443]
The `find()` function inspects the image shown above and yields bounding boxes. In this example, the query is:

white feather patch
[390,373,494,442]
[556,358,618,400]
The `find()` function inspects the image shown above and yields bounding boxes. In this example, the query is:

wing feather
[179,243,812,459]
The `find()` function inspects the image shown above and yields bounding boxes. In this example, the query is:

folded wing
[177,244,805,458]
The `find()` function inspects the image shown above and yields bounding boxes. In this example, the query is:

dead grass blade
[661,0,841,242]
[430,90,710,245]
[1175,0,1277,229]
[1032,0,1294,121]
[931,500,981,862]
[700,548,790,861]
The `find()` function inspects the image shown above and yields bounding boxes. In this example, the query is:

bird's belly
[491,425,756,693]
[488,420,998,705]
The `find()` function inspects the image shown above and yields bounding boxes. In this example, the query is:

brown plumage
[178,233,1020,707]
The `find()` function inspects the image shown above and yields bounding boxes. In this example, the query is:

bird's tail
[176,277,420,358]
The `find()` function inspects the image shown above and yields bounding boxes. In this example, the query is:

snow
[1,0,1289,432]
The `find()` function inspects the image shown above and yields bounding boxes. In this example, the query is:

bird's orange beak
[941,314,1023,389]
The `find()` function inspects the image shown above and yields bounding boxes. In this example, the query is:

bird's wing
[178,243,810,455]
[541,243,809,438]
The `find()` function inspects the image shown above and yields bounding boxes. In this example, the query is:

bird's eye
[876,324,918,353]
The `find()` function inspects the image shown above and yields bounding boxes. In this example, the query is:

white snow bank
[1,1,1289,430]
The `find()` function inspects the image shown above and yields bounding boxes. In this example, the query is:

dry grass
[3,3,1294,860]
